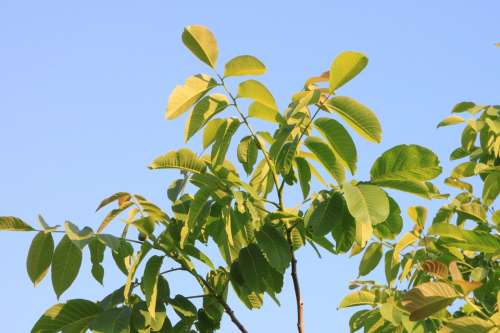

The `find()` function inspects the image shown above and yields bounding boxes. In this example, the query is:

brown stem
[287,229,304,333]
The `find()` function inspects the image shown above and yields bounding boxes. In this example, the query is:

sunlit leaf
[0,216,34,231]
[304,136,345,184]
[149,148,206,174]
[185,94,229,142]
[224,55,266,77]
[182,25,218,68]
[338,290,376,308]
[237,80,278,111]
[401,282,459,321]
[329,51,368,92]
[327,96,381,143]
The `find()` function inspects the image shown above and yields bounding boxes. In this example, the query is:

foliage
[0,25,498,333]
[342,102,500,332]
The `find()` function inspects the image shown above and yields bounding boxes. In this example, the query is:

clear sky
[0,1,498,332]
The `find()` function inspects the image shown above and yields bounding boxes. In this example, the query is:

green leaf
[183,188,211,247]
[211,118,240,166]
[338,290,376,308]
[203,118,225,149]
[314,117,357,174]
[482,172,499,206]
[276,138,299,175]
[185,94,229,142]
[95,192,131,212]
[384,250,399,287]
[51,235,82,298]
[440,316,494,333]
[0,216,34,231]
[371,144,442,183]
[358,242,383,277]
[304,192,337,236]
[167,178,187,202]
[329,51,368,92]
[237,136,258,175]
[27,231,54,286]
[224,55,266,77]
[374,196,403,240]
[32,299,102,333]
[437,115,465,128]
[327,96,381,143]
[452,101,476,113]
[330,192,356,253]
[248,101,283,123]
[451,161,477,178]
[90,307,132,333]
[171,295,197,318]
[304,136,345,184]
[294,157,311,199]
[428,224,500,253]
[182,25,218,68]
[89,238,105,285]
[401,282,459,321]
[149,148,207,174]
[444,177,473,193]
[143,255,164,318]
[165,74,217,119]
[237,80,278,111]
[96,201,133,234]
[255,225,291,274]
[343,182,390,227]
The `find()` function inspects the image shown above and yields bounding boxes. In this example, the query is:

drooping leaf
[26,231,54,286]
[237,136,259,175]
[329,51,368,92]
[89,238,105,285]
[171,295,197,318]
[51,235,82,298]
[314,117,357,174]
[304,136,345,184]
[428,223,500,253]
[0,216,34,231]
[32,299,102,333]
[149,148,206,174]
[304,192,337,236]
[185,94,229,142]
[165,74,217,120]
[255,225,291,273]
[294,157,311,199]
[182,25,218,68]
[452,101,476,113]
[401,282,459,321]
[211,118,240,166]
[327,96,381,143]
[237,80,278,111]
[358,242,383,277]
[482,172,499,206]
[224,55,266,77]
[338,290,376,308]
[203,118,226,149]
[330,192,356,253]
[143,255,164,318]
[422,260,449,279]
[373,196,403,240]
[95,192,131,212]
[371,144,442,183]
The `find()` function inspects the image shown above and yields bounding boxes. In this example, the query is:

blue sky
[0,1,498,332]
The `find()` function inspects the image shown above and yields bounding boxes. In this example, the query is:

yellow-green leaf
[327,96,381,143]
[165,74,217,120]
[408,206,427,229]
[440,316,494,333]
[237,80,278,111]
[224,55,266,77]
[437,115,465,128]
[182,25,218,68]
[329,51,368,92]
[304,136,345,184]
[0,216,34,231]
[358,242,383,276]
[184,94,229,142]
[338,290,376,308]
[314,117,357,174]
[149,148,206,174]
[482,172,499,206]
[248,102,283,123]
[393,232,419,263]
[143,255,164,318]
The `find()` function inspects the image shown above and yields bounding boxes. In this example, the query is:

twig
[287,228,304,333]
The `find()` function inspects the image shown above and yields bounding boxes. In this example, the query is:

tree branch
[287,228,304,333]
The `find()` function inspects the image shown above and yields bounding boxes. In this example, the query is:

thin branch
[287,228,304,333]
[216,74,284,209]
